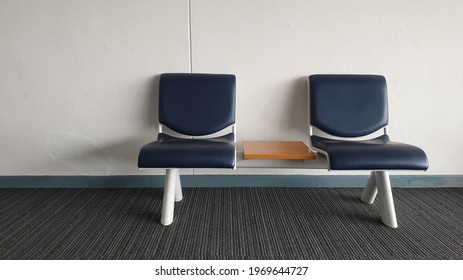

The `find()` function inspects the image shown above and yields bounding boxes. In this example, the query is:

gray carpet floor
[0,187,461,260]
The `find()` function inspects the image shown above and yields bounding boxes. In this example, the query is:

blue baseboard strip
[0,175,462,188]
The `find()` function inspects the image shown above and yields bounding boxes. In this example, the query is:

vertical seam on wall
[189,0,195,176]
[188,0,193,74]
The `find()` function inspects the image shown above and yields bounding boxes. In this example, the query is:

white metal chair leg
[361,171,378,204]
[375,171,398,228]
[161,168,178,226]
[175,171,183,202]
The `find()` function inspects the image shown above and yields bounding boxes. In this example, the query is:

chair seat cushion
[311,135,429,170]
[138,133,235,168]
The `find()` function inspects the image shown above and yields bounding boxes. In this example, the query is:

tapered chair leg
[161,168,178,226]
[375,171,398,228]
[175,171,183,202]
[361,171,378,204]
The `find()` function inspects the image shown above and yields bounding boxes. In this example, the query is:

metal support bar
[161,168,179,226]
[175,171,183,202]
[361,171,378,204]
[375,171,398,228]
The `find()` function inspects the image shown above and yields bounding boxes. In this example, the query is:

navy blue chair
[308,74,428,228]
[138,73,236,225]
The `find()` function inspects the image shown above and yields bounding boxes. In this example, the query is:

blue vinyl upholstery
[138,73,236,169]
[309,74,388,137]
[159,73,236,136]
[138,133,235,168]
[311,135,428,170]
[309,74,428,171]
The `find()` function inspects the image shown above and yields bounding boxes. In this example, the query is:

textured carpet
[0,187,461,260]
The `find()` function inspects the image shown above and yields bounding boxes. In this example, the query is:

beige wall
[1,0,462,175]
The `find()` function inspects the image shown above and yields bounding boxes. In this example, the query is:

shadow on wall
[277,77,309,136]
[42,75,161,175]
[41,75,309,175]
[142,75,160,130]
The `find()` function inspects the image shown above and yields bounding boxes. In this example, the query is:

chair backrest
[159,73,236,136]
[309,74,388,138]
